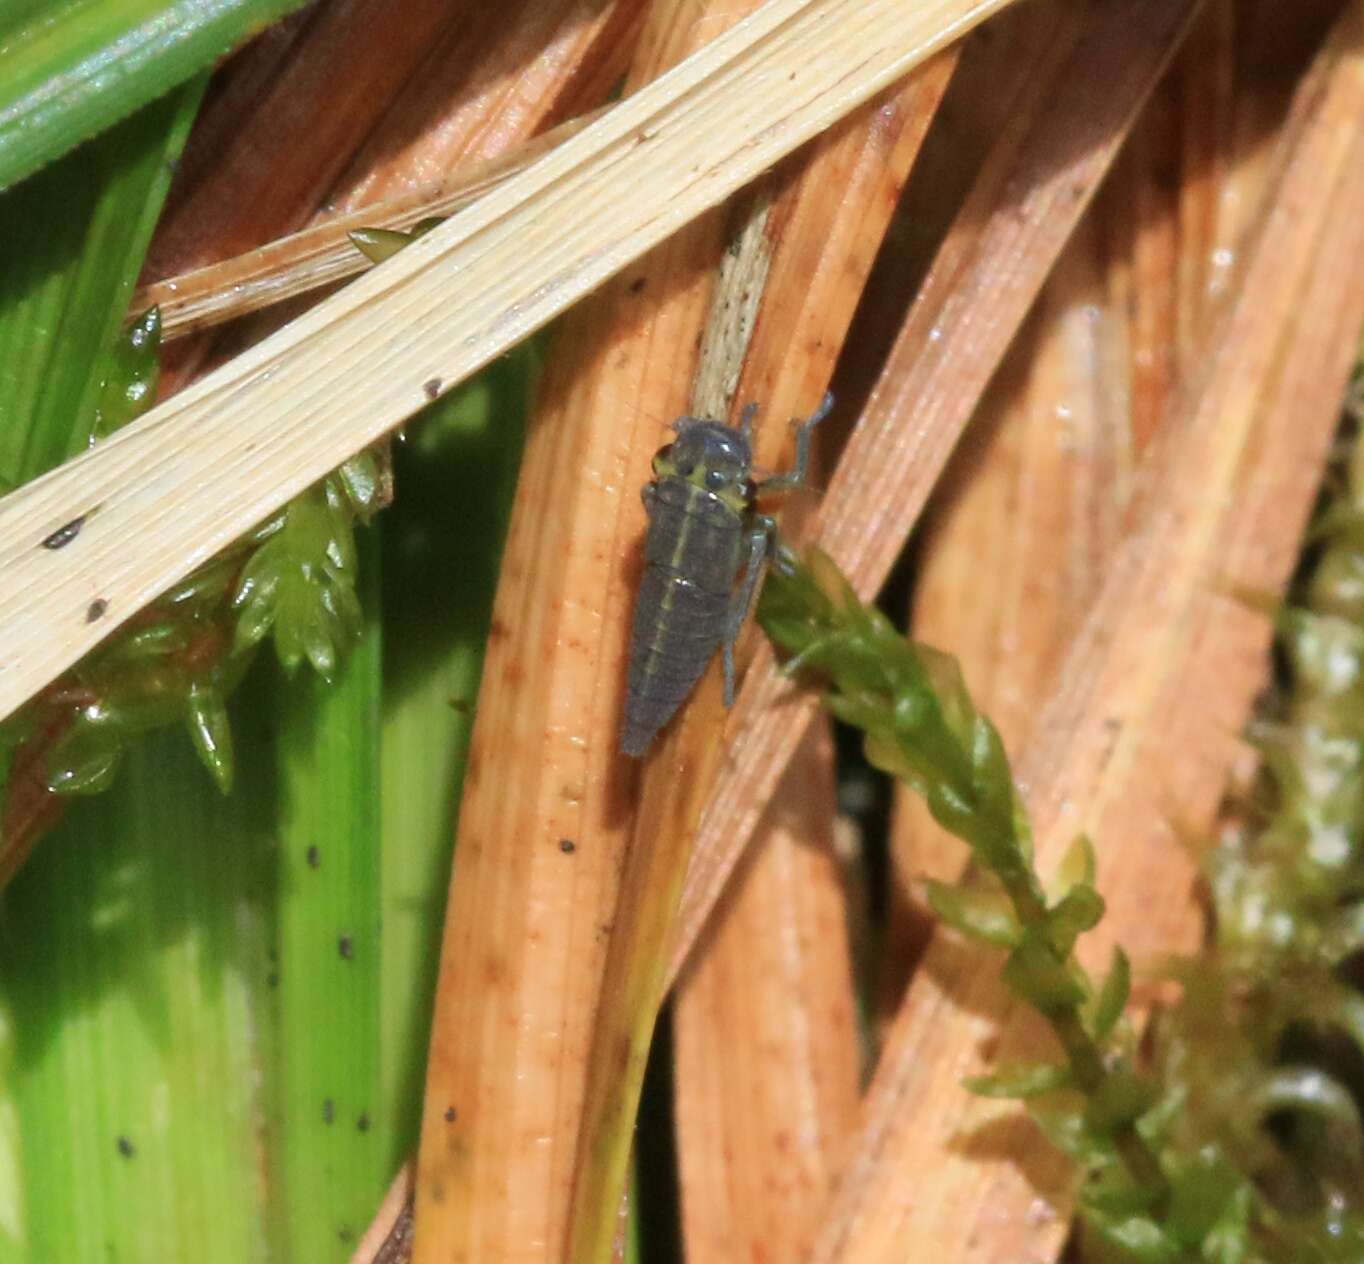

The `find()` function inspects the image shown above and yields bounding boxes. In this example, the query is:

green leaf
[0,730,275,1263]
[0,0,313,191]
[1055,833,1097,892]
[1162,1147,1246,1249]
[268,538,386,1257]
[965,1062,1073,1099]
[348,216,445,265]
[349,227,415,265]
[45,721,123,796]
[0,84,202,485]
[184,685,234,793]
[91,305,162,441]
[1044,884,1106,957]
[1003,936,1087,1012]
[1198,1182,1254,1264]
[1081,1212,1185,1263]
[1085,1067,1158,1134]
[924,879,1021,947]
[231,483,364,680]
[334,451,388,522]
[1089,947,1132,1043]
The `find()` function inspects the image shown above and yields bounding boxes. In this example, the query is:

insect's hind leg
[722,517,777,706]
[755,391,834,494]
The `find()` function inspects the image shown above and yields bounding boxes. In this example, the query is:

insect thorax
[652,420,753,516]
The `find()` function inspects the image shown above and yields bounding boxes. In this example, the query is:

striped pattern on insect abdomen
[622,473,746,757]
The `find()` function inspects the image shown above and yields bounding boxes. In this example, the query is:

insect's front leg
[754,391,834,494]
[722,516,776,706]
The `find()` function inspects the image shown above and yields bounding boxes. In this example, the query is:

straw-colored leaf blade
[0,0,1020,726]
[137,116,606,343]
[147,0,633,290]
[0,0,310,192]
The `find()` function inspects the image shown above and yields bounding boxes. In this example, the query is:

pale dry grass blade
[350,1163,414,1264]
[673,721,860,1264]
[152,2,642,391]
[0,0,1019,725]
[136,113,605,341]
[808,9,1364,1259]
[667,0,1204,986]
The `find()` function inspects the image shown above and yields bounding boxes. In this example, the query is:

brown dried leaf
[667,0,1204,986]
[809,9,1364,1257]
[673,721,860,1264]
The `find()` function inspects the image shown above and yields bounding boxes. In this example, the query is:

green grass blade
[0,82,201,483]
[267,537,387,1259]
[0,1,311,191]
[0,729,277,1263]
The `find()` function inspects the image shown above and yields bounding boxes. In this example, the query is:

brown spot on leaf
[41,515,86,550]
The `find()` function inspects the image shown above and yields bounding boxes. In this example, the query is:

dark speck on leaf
[444,1106,457,1123]
[86,599,108,622]
[357,1112,371,1133]
[559,838,576,854]
[116,1136,135,1159]
[323,1099,334,1125]
[306,845,320,869]
[267,971,279,988]
[423,377,442,401]
[339,935,354,960]
[41,515,86,549]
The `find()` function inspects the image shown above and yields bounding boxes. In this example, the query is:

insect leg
[722,517,776,706]
[754,391,834,493]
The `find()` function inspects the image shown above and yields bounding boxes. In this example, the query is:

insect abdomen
[621,479,743,756]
